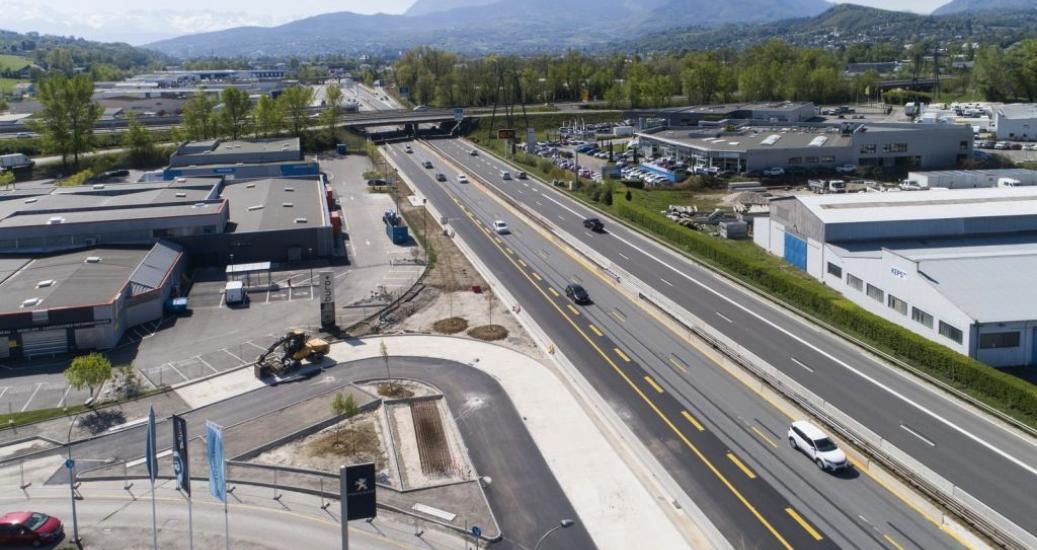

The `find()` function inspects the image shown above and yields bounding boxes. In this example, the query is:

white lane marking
[557,215,565,221]
[20,383,42,412]
[196,355,218,374]
[618,252,629,260]
[607,229,1037,477]
[901,424,936,447]
[536,201,544,206]
[659,277,674,287]
[168,363,189,381]
[223,348,245,364]
[715,311,734,324]
[0,386,8,401]
[56,384,73,407]
[541,192,584,218]
[790,357,814,373]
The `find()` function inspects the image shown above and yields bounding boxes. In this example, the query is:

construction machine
[254,328,330,380]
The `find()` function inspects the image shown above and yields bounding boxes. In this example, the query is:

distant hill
[934,0,1037,16]
[143,0,837,58]
[0,29,168,71]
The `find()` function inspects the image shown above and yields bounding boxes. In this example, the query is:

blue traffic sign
[453,107,465,121]
[471,525,482,537]
[64,458,75,469]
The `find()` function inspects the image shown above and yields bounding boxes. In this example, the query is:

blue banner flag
[145,406,157,482]
[206,421,226,502]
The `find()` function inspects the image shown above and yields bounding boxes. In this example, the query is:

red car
[0,512,63,547]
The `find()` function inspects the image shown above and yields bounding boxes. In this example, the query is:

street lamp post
[533,519,574,550]
[66,397,94,546]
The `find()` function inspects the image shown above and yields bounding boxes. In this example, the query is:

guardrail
[450,139,1037,550]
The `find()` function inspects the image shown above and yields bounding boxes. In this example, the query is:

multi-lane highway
[420,138,1037,543]
[386,140,964,550]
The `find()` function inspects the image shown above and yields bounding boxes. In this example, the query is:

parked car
[366,179,388,186]
[102,169,131,178]
[583,217,604,232]
[422,160,433,169]
[762,167,785,177]
[492,220,510,234]
[0,511,64,546]
[435,172,447,182]
[565,283,591,304]
[834,164,856,174]
[788,420,850,472]
[457,174,468,183]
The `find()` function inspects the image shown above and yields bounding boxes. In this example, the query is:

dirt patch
[467,324,508,341]
[378,382,414,398]
[411,400,451,475]
[432,316,468,334]
[307,420,384,469]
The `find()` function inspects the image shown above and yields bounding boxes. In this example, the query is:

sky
[6,0,953,45]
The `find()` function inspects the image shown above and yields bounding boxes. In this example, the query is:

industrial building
[163,138,318,180]
[902,169,1037,189]
[753,188,1037,367]
[0,241,187,358]
[0,176,337,264]
[636,121,972,174]
[626,101,818,128]
[994,104,1037,141]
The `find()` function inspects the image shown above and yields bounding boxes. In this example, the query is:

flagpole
[151,477,158,549]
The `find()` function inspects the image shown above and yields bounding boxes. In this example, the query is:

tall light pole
[533,519,574,550]
[66,397,94,546]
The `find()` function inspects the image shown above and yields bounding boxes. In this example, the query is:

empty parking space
[197,349,242,371]
[0,380,95,414]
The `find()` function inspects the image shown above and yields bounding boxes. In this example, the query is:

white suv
[492,220,510,234]
[788,420,850,472]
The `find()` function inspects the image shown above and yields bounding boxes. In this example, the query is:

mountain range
[933,0,1037,15]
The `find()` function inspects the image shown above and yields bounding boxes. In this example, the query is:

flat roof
[211,138,299,156]
[221,178,326,233]
[0,248,150,312]
[795,187,1037,224]
[643,126,851,151]
[0,202,224,229]
[996,104,1037,120]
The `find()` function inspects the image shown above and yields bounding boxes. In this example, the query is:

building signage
[890,266,908,279]
[319,271,336,328]
[497,129,516,140]
[171,414,191,496]
[343,463,377,520]
[0,319,112,337]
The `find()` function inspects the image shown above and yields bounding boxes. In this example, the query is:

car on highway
[788,420,850,472]
[457,174,469,183]
[413,105,429,111]
[516,171,528,179]
[435,172,447,182]
[404,145,413,153]
[0,511,64,546]
[469,149,479,156]
[422,160,433,169]
[501,170,512,180]
[492,220,510,234]
[583,217,604,232]
[14,132,33,139]
[565,283,591,304]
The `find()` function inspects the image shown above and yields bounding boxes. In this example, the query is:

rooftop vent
[85,256,102,263]
[176,178,187,183]
[192,202,207,208]
[246,183,256,189]
[47,216,65,225]
[284,187,295,192]
[247,205,264,211]
[175,192,187,198]
[36,280,54,288]
[21,298,41,308]
[294,217,308,224]
[24,198,38,204]
[92,184,105,190]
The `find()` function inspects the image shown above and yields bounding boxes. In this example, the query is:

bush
[612,201,1037,426]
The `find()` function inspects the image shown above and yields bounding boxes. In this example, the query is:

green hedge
[613,201,1037,427]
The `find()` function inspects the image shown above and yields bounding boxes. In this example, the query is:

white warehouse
[753,188,1037,367]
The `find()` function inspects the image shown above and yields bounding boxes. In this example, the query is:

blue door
[1032,328,1037,366]
[784,232,807,271]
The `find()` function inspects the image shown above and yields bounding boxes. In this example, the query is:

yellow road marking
[682,410,705,431]
[494,236,503,244]
[785,507,823,541]
[727,452,757,479]
[668,356,688,373]
[751,425,778,448]
[614,347,632,363]
[432,160,796,550]
[518,259,527,268]
[883,534,907,550]
[644,375,664,393]
[531,272,542,281]
[567,304,581,316]
[548,287,559,297]
[505,246,514,255]
[589,324,604,337]
[480,226,490,235]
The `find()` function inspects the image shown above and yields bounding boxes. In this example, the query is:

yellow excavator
[254,328,330,380]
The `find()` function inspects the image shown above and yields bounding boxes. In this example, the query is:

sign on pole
[526,127,536,153]
[145,407,157,482]
[497,129,516,140]
[343,463,377,521]
[319,270,336,328]
[172,415,190,496]
[206,421,226,502]
[453,107,465,121]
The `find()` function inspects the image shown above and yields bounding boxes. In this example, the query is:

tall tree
[254,95,283,138]
[278,86,315,137]
[219,87,253,140]
[123,113,157,168]
[322,82,344,139]
[181,91,217,140]
[65,353,113,398]
[29,74,101,170]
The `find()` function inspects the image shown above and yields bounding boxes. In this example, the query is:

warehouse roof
[128,240,183,296]
[221,178,327,233]
[794,187,1037,225]
[0,247,152,312]
[996,104,1037,120]
[644,126,852,151]
[0,201,225,228]
[169,138,302,167]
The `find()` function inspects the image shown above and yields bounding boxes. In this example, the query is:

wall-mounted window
[887,294,908,315]
[827,262,842,278]
[911,307,934,328]
[860,144,877,154]
[847,273,863,291]
[866,283,884,302]
[939,321,963,344]
[979,332,1020,349]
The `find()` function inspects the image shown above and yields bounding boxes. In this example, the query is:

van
[225,281,246,305]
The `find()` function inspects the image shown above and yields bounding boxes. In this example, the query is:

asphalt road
[388,141,962,550]
[43,355,592,550]
[423,138,1037,539]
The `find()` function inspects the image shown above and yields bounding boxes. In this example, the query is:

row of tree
[177,84,344,142]
[390,41,880,109]
[973,39,1037,102]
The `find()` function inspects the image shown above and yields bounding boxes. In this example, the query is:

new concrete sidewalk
[326,335,691,550]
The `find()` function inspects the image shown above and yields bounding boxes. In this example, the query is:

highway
[421,138,1037,542]
[387,140,963,550]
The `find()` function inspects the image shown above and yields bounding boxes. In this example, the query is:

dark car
[422,160,433,169]
[583,218,604,232]
[367,179,388,187]
[0,511,64,546]
[435,172,447,182]
[565,284,591,304]
[102,169,130,178]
